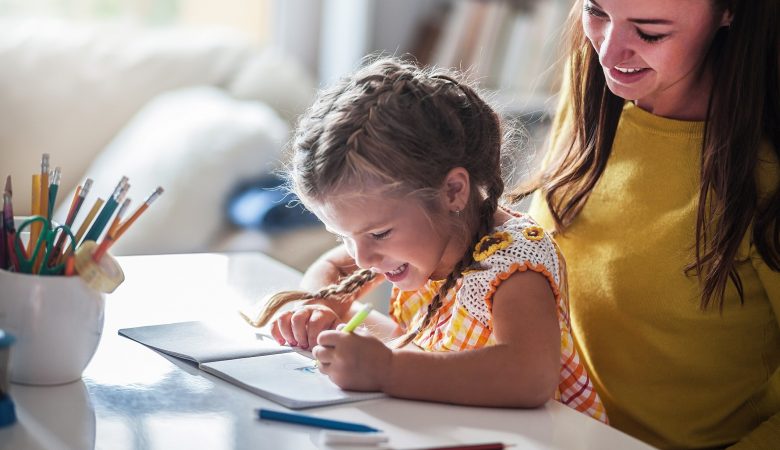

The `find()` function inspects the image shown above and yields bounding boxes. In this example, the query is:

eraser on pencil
[318,430,388,446]
[74,240,124,293]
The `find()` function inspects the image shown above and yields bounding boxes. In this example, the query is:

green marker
[312,303,373,368]
[342,303,373,333]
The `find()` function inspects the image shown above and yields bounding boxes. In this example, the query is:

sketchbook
[119,321,386,409]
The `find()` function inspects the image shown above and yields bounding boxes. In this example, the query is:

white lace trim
[456,214,560,327]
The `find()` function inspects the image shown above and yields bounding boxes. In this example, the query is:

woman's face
[581,0,730,118]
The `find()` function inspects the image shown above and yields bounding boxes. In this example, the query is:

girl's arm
[317,270,561,407]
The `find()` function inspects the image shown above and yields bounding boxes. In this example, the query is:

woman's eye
[583,4,607,18]
[637,29,667,43]
[370,230,391,240]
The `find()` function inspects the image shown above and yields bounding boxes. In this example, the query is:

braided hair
[254,57,509,341]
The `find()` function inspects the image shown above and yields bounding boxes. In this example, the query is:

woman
[515,0,779,448]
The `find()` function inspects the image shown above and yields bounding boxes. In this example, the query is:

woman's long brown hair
[512,0,780,310]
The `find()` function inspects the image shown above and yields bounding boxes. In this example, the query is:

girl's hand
[313,328,393,392]
[270,304,340,350]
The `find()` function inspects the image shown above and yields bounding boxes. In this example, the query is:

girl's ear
[441,167,470,213]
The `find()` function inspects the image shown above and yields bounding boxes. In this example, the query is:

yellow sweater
[529,102,780,449]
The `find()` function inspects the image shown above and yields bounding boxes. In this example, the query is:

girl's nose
[353,241,380,270]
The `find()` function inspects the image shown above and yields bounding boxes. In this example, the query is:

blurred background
[0,0,570,272]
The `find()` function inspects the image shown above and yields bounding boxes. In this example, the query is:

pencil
[256,408,380,433]
[91,187,163,263]
[31,154,51,274]
[47,166,60,220]
[0,205,5,270]
[69,178,92,227]
[113,187,163,240]
[0,179,7,270]
[81,176,127,244]
[109,198,130,237]
[50,179,92,266]
[92,197,131,263]
[405,443,510,450]
[62,197,104,262]
[29,173,41,255]
[64,254,75,276]
[3,176,21,271]
[39,153,49,224]
[45,184,80,268]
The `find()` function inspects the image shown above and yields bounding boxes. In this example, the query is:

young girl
[249,57,607,422]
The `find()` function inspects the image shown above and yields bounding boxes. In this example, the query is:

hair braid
[242,269,376,328]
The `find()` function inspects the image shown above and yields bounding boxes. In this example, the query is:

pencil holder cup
[0,268,105,385]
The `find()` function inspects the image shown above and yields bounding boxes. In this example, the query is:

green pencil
[342,303,373,333]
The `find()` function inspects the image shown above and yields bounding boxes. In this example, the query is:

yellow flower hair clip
[522,226,545,241]
[473,231,513,262]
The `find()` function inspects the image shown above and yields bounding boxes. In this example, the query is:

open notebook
[119,321,386,409]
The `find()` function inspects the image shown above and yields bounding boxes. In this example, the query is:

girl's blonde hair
[252,57,513,345]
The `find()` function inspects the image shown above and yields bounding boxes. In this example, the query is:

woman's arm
[729,249,780,448]
[316,270,561,407]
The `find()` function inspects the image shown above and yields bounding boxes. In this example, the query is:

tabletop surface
[1,252,654,450]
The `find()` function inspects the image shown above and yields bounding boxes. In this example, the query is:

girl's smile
[384,263,409,283]
[310,188,463,291]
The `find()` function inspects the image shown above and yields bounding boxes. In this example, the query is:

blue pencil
[256,408,380,433]
[81,176,127,244]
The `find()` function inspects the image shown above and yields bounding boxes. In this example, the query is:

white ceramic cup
[0,267,105,385]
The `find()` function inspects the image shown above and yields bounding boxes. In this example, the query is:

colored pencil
[113,187,163,240]
[3,176,20,271]
[92,187,163,263]
[62,197,104,261]
[39,154,49,221]
[81,176,127,244]
[92,198,130,262]
[0,205,5,270]
[0,178,7,270]
[50,178,93,266]
[29,174,41,254]
[47,166,60,220]
[64,254,75,276]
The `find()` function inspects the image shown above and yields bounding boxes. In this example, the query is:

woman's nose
[598,24,633,68]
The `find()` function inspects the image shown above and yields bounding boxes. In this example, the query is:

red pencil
[405,443,510,450]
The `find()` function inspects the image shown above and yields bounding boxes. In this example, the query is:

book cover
[119,320,290,364]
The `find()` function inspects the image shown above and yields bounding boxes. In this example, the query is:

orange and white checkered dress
[389,212,608,423]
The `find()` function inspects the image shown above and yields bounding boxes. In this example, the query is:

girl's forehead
[310,191,431,234]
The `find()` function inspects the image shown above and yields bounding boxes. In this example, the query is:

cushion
[54,86,289,255]
[0,18,313,216]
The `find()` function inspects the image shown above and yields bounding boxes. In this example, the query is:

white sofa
[1,19,339,270]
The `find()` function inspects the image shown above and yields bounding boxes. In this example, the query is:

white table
[2,253,654,449]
